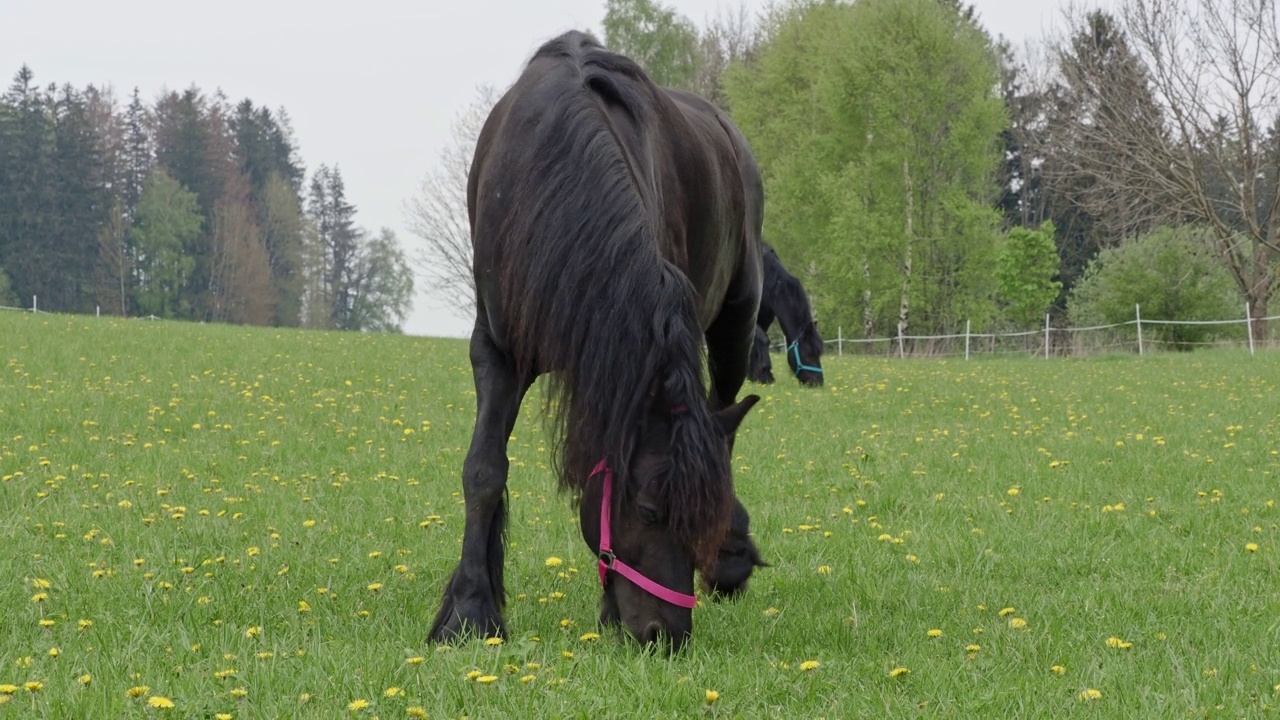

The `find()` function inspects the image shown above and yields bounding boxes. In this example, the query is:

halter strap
[788,338,823,377]
[591,460,698,609]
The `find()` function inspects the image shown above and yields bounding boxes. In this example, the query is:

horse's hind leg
[429,324,530,643]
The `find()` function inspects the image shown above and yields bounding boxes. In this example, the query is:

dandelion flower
[799,660,820,671]
[127,685,150,698]
[562,651,574,659]
[407,707,428,717]
[817,565,832,575]
[230,687,248,698]
[466,670,482,680]
[1246,543,1258,552]
[367,583,382,592]
[763,607,779,616]
[927,629,943,638]
[1078,688,1102,701]
[705,689,720,704]
[484,637,503,646]
[579,632,600,642]
[0,685,16,695]
[348,698,370,711]
[520,674,536,684]
[147,696,175,709]
[384,686,402,697]
[545,556,563,567]
[216,715,233,720]
[78,674,92,685]
[1051,665,1066,675]
[405,656,424,665]
[476,675,498,684]
[998,607,1015,617]
[23,681,43,692]
[1105,636,1132,650]
[1008,617,1028,630]
[888,667,910,678]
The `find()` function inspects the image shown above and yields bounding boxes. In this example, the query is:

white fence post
[1136,304,1143,356]
[1044,313,1051,360]
[897,332,905,359]
[1246,301,1255,357]
[965,319,971,361]
[32,295,37,313]
[837,326,843,357]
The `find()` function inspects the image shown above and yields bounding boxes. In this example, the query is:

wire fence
[6,296,1278,359]
[776,304,1280,359]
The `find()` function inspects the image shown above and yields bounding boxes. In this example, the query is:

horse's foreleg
[429,325,529,643]
[705,299,757,412]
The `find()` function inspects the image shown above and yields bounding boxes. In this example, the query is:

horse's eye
[636,504,660,526]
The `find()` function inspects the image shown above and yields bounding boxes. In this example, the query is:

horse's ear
[715,395,760,436]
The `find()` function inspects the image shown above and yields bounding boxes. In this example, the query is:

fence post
[1135,304,1143,356]
[897,332,905,359]
[837,326,843,357]
[1246,301,1255,357]
[1044,313,1051,360]
[965,319,971,361]
[32,295,37,313]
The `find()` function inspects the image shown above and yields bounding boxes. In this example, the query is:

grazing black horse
[428,31,767,651]
[748,244,824,386]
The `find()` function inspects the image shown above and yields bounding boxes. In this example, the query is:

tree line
[0,68,412,332]
[410,0,1278,348]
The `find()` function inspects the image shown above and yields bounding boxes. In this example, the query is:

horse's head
[787,320,825,387]
[579,394,759,651]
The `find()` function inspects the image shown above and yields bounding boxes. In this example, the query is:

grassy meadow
[1,311,1278,718]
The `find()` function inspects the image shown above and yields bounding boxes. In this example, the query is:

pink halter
[591,460,698,609]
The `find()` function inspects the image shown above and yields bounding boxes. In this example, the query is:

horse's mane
[763,243,823,358]
[488,31,732,564]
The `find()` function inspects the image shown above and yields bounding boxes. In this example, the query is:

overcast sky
[2,0,1079,338]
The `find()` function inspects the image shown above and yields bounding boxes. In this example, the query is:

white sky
[1,0,1077,338]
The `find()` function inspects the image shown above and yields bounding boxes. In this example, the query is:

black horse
[429,31,767,651]
[748,244,824,386]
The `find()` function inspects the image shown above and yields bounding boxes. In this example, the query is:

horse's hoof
[428,605,506,645]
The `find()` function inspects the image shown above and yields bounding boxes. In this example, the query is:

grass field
[2,311,1278,718]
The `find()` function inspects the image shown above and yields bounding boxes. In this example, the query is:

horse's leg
[705,295,758,412]
[429,324,531,643]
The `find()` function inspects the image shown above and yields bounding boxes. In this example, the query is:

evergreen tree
[130,169,202,318]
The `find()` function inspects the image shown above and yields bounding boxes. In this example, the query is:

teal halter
[787,337,823,377]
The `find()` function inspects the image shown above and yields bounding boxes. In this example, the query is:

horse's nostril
[641,621,665,645]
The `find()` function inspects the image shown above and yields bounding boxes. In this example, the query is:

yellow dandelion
[1246,543,1258,552]
[562,651,574,659]
[1106,636,1132,650]
[520,674,536,684]
[405,656,424,665]
[407,707,429,718]
[1009,617,1028,630]
[24,681,43,692]
[465,670,482,680]
[384,686,403,697]
[298,600,311,613]
[476,675,498,684]
[147,696,175,709]
[30,592,48,603]
[705,689,720,704]
[1051,665,1066,675]
[998,607,1015,617]
[763,607,779,616]
[927,629,943,638]
[367,582,382,592]
[484,637,503,646]
[545,556,563,567]
[216,714,233,720]
[965,644,981,653]
[888,666,910,678]
[39,618,54,628]
[0,684,16,694]
[817,565,832,575]
[78,618,93,631]
[347,698,370,711]
[230,687,248,698]
[1078,688,1102,701]
[579,632,600,642]
[799,660,820,671]
[245,626,261,638]
[127,685,150,698]
[48,647,59,657]
[78,674,92,685]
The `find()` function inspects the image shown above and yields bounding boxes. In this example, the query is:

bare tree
[1054,1,1280,342]
[405,85,497,318]
[690,3,759,107]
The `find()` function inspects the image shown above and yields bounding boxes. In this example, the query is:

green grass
[2,311,1278,718]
